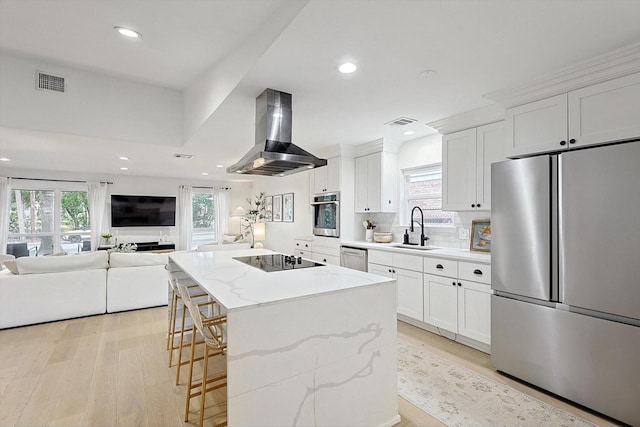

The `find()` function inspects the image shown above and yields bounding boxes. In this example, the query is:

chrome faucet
[410,206,430,246]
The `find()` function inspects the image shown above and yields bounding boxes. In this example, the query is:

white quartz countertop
[169,249,395,312]
[340,240,491,264]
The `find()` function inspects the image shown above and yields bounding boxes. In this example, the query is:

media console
[98,242,175,252]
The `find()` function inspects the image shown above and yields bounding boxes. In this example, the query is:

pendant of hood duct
[227,89,327,176]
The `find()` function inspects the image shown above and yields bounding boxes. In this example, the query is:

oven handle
[310,201,340,206]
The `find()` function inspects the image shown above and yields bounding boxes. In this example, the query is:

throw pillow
[4,259,19,275]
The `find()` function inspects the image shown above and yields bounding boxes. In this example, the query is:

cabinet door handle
[304,244,308,248]
[471,204,476,208]
[392,269,396,273]
[560,140,567,146]
[458,282,462,287]
[477,203,481,208]
[569,138,576,144]
[452,281,456,286]
[388,269,392,273]
[296,243,299,246]
[323,258,327,262]
[473,269,483,275]
[436,264,443,270]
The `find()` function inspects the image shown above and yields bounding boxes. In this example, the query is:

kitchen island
[168,249,399,427]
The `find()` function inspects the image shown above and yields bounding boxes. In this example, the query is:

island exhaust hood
[227,89,327,176]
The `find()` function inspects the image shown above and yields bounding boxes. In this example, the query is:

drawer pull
[436,264,444,270]
[452,281,456,287]
[473,269,483,275]
[458,282,462,287]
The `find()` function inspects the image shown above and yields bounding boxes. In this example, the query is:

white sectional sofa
[0,251,109,329]
[107,252,168,313]
[0,250,170,329]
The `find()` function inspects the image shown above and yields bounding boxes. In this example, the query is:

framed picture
[283,193,294,222]
[272,194,283,222]
[470,220,491,252]
[264,196,273,222]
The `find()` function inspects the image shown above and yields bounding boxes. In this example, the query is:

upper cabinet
[506,72,640,158]
[443,121,505,211]
[311,157,340,194]
[355,152,398,213]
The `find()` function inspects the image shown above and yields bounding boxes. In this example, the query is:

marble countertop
[169,248,395,312]
[340,240,491,264]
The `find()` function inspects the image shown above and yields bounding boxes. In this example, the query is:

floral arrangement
[242,192,266,246]
[101,233,113,243]
[109,242,137,253]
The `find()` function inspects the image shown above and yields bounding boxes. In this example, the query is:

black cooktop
[233,254,323,272]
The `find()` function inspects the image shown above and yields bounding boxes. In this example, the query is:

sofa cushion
[109,252,168,268]
[3,259,19,275]
[15,251,108,275]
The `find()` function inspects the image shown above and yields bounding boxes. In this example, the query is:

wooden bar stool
[166,273,208,369]
[177,281,227,427]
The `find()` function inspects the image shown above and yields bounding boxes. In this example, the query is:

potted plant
[242,192,266,247]
[101,233,113,245]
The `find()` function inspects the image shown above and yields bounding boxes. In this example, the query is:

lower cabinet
[368,254,424,322]
[423,272,492,345]
[369,250,492,348]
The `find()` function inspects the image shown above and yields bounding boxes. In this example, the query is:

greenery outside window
[404,164,454,227]
[9,184,90,256]
[191,191,215,247]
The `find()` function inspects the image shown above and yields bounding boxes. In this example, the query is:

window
[404,164,454,226]
[8,185,90,256]
[191,191,216,247]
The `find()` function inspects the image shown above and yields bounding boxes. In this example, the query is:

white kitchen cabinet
[457,280,492,344]
[423,260,492,345]
[311,236,341,265]
[506,72,640,158]
[423,273,458,332]
[355,152,397,213]
[443,121,505,211]
[311,157,340,194]
[368,250,423,321]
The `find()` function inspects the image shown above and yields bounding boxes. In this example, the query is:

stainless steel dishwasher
[340,246,368,272]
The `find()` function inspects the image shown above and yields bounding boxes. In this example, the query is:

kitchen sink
[390,244,437,251]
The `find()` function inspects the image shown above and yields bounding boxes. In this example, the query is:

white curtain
[178,185,193,251]
[0,177,11,255]
[215,189,230,241]
[87,182,108,251]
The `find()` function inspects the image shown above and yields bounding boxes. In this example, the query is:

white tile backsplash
[370,211,491,249]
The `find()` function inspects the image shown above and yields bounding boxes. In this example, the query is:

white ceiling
[1,0,640,181]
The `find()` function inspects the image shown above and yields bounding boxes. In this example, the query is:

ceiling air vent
[36,71,65,93]
[384,117,417,127]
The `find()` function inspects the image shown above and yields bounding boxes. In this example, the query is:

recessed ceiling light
[120,167,129,171]
[403,130,415,135]
[119,156,129,160]
[201,172,209,176]
[114,26,142,39]
[0,157,10,162]
[338,62,357,74]
[216,164,224,168]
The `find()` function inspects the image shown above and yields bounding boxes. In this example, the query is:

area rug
[397,340,598,427]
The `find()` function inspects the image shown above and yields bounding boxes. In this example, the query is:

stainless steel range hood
[227,89,327,176]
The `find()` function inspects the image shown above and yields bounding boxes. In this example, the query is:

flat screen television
[110,195,176,227]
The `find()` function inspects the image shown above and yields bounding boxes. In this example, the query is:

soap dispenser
[403,229,409,244]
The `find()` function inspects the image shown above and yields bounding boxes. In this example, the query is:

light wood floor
[0,307,624,427]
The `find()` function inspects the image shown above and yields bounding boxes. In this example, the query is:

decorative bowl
[373,232,393,243]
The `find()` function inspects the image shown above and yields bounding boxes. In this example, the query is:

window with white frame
[191,190,216,247]
[8,183,91,256]
[404,164,454,226]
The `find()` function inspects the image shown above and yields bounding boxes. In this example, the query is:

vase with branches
[242,192,266,247]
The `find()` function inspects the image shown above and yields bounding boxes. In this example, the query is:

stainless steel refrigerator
[491,141,640,427]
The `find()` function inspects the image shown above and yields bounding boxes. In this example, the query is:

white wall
[249,172,312,254]
[0,53,182,147]
[3,166,251,244]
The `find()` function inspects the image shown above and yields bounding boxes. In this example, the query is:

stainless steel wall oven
[311,192,340,237]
